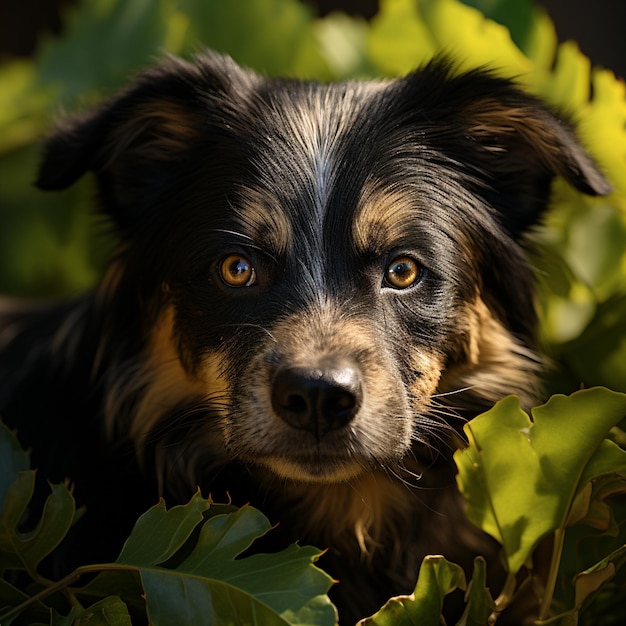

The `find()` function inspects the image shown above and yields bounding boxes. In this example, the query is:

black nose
[271,363,362,438]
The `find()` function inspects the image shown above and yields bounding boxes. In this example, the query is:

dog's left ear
[461,89,611,235]
[407,63,612,236]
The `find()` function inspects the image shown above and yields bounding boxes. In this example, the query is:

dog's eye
[385,256,422,290]
[219,255,257,287]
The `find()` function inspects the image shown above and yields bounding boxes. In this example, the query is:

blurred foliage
[1,0,625,393]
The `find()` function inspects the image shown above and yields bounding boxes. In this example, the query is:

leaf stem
[0,570,81,622]
[538,528,566,621]
[489,571,517,624]
[0,563,137,623]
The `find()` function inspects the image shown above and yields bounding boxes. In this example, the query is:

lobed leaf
[116,490,210,566]
[111,499,336,626]
[0,469,77,578]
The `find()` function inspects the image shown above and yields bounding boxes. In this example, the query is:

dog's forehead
[233,79,417,258]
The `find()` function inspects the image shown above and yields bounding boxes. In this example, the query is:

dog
[0,51,610,623]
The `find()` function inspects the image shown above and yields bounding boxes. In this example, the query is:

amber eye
[219,255,257,287]
[385,256,422,289]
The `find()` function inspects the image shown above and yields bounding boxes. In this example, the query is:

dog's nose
[271,363,362,437]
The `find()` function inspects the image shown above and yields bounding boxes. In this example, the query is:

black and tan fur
[0,52,610,622]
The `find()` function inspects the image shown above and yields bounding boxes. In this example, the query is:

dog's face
[37,53,609,486]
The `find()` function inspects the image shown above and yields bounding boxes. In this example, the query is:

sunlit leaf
[458,0,537,52]
[357,555,466,626]
[0,61,52,155]
[419,0,532,73]
[455,388,626,574]
[457,557,496,626]
[315,12,373,79]
[367,0,436,76]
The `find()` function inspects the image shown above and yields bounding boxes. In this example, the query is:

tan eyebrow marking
[236,187,293,258]
[353,182,417,254]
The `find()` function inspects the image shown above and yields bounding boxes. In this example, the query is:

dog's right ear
[36,53,252,230]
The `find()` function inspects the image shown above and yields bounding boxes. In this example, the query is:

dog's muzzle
[271,360,362,440]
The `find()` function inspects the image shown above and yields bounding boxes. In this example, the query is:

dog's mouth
[261,453,365,483]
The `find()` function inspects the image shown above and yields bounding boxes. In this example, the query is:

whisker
[428,385,478,399]
[209,228,255,242]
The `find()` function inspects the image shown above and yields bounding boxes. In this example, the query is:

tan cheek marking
[408,350,445,401]
[124,305,230,454]
[439,296,542,410]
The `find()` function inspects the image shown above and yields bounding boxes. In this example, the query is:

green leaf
[314,12,374,79]
[116,491,210,565]
[176,504,273,572]
[359,555,466,626]
[368,0,531,77]
[37,0,173,104]
[0,421,30,513]
[0,61,52,155]
[179,0,332,79]
[0,471,77,577]
[71,596,132,626]
[455,388,626,574]
[540,546,626,626]
[0,577,50,625]
[142,573,292,626]
[367,0,436,76]
[111,499,335,626]
[458,0,536,52]
[71,570,146,617]
[457,557,496,626]
[419,0,532,73]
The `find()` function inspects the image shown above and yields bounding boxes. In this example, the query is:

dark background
[0,0,624,79]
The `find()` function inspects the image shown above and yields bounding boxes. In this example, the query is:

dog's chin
[261,455,364,483]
